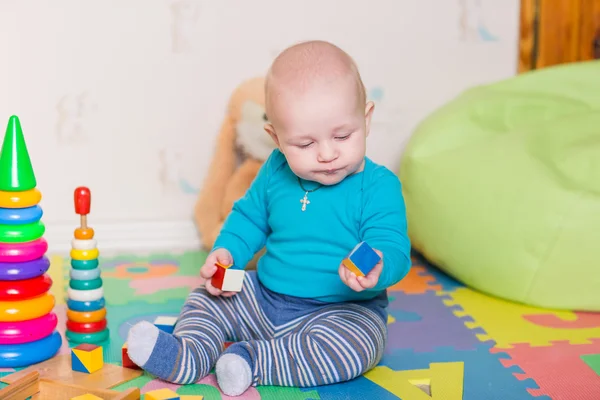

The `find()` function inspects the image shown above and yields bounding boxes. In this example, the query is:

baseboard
[43,220,202,255]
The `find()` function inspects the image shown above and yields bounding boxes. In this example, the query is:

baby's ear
[264,123,280,147]
[365,101,375,137]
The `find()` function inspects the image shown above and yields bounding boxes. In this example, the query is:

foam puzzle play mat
[0,248,597,399]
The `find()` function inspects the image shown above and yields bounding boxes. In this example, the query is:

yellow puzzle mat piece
[442,288,600,348]
[364,361,464,399]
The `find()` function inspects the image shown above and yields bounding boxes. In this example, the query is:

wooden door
[518,0,600,72]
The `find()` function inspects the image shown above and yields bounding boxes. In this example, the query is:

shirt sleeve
[211,150,279,269]
[359,169,411,291]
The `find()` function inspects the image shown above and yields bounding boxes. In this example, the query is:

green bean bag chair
[399,60,600,311]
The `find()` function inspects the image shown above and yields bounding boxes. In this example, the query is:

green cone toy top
[0,116,37,192]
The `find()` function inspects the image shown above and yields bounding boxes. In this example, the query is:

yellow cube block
[70,394,103,400]
[145,388,180,400]
[71,343,103,374]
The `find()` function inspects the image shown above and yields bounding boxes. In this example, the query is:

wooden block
[180,396,204,400]
[0,354,142,391]
[153,316,178,334]
[38,380,140,400]
[342,242,380,277]
[145,388,180,400]
[72,343,104,374]
[71,394,103,400]
[0,370,40,400]
[212,262,244,292]
[121,343,140,369]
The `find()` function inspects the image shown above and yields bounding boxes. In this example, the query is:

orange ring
[0,293,55,322]
[0,189,42,209]
[74,228,94,240]
[66,308,106,323]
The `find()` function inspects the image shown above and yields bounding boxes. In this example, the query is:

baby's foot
[127,321,204,384]
[215,345,253,396]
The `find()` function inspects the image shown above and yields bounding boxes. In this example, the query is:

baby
[127,40,411,396]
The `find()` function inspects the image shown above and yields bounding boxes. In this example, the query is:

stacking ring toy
[71,239,97,250]
[67,318,107,333]
[0,330,61,368]
[67,287,103,302]
[0,312,57,344]
[0,273,52,300]
[0,205,43,225]
[0,189,42,209]
[0,256,50,280]
[66,328,109,344]
[70,248,99,261]
[0,238,47,262]
[67,297,105,312]
[74,227,94,240]
[67,308,106,323]
[0,292,54,322]
[0,221,45,243]
[70,268,100,281]
[71,258,99,270]
[69,277,102,291]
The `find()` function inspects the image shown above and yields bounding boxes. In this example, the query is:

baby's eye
[262,113,268,121]
[298,142,313,149]
[335,133,351,140]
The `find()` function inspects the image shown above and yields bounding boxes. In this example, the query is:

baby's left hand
[339,249,383,292]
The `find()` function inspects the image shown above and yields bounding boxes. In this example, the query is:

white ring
[70,268,100,281]
[71,239,97,250]
[67,287,104,302]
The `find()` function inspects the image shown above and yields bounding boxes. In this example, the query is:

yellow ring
[70,248,99,261]
[0,189,42,208]
[0,292,55,322]
[66,308,106,323]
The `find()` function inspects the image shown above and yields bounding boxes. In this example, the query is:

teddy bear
[194,76,276,265]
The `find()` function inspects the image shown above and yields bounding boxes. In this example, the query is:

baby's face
[266,80,373,186]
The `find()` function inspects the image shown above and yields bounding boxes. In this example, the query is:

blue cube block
[342,242,381,276]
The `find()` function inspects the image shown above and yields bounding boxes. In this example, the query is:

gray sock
[126,320,159,367]
[215,353,253,396]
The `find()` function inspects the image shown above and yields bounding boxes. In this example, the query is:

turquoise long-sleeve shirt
[212,149,411,303]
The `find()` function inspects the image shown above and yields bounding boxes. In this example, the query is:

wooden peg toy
[74,186,91,229]
[145,388,180,400]
[153,316,178,334]
[71,343,103,374]
[342,241,381,277]
[212,262,245,292]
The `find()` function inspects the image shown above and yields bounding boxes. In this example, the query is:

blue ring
[0,206,43,225]
[70,268,100,281]
[0,330,61,368]
[67,297,105,312]
[71,259,99,270]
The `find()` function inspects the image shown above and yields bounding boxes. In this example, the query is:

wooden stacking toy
[0,115,62,367]
[66,186,109,343]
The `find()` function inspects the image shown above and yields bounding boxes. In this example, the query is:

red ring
[0,274,52,300]
[66,318,107,333]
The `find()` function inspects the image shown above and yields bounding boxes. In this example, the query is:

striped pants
[168,270,388,387]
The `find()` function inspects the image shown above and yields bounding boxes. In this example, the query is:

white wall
[0,0,520,253]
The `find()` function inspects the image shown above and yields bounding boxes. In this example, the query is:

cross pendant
[300,192,310,211]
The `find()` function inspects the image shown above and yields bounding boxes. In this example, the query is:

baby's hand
[200,248,237,297]
[339,249,383,292]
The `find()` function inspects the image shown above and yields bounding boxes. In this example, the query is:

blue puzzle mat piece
[305,376,400,400]
[386,291,484,353]
[388,307,421,322]
[380,344,551,400]
[410,250,464,293]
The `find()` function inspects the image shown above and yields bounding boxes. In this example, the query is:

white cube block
[221,269,245,292]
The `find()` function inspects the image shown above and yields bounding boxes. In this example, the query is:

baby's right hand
[200,248,237,297]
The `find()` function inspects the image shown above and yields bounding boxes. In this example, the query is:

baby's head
[264,40,374,185]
